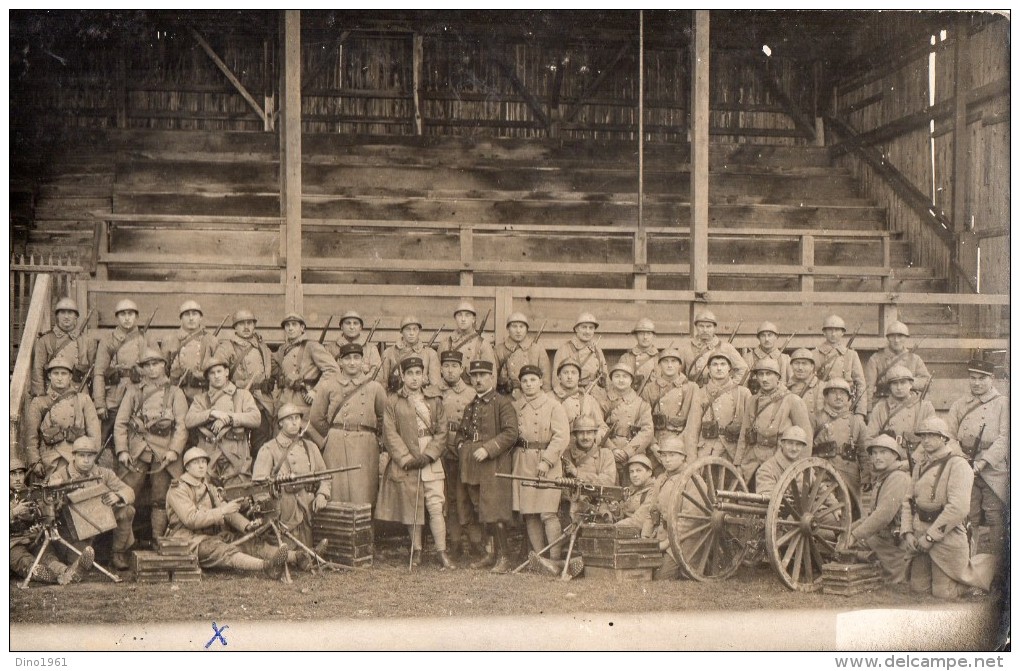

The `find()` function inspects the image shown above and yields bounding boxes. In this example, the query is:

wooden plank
[412,34,424,135]
[492,56,550,130]
[459,227,473,287]
[563,42,631,124]
[800,235,815,293]
[100,252,276,269]
[281,10,303,313]
[951,18,970,295]
[11,275,51,452]
[97,213,282,225]
[189,27,267,127]
[690,10,710,294]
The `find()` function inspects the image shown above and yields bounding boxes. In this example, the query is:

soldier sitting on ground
[754,427,809,497]
[614,454,656,530]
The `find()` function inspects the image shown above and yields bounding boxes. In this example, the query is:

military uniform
[495,336,551,397]
[49,458,136,560]
[32,328,91,397]
[441,330,496,374]
[214,329,274,449]
[851,461,910,583]
[864,348,931,413]
[380,339,442,391]
[812,342,867,413]
[647,375,701,460]
[787,376,825,415]
[680,337,747,387]
[614,481,653,529]
[735,387,812,482]
[552,337,607,393]
[646,470,686,580]
[693,379,751,462]
[619,345,660,390]
[811,406,869,496]
[25,387,101,474]
[271,333,340,419]
[563,441,617,487]
[553,388,608,449]
[743,346,791,391]
[9,484,83,584]
[185,381,261,488]
[253,431,331,548]
[326,338,383,377]
[438,375,478,552]
[309,371,387,506]
[162,327,219,402]
[753,448,797,497]
[866,392,935,447]
[511,391,570,514]
[93,325,158,441]
[457,388,519,523]
[602,389,654,485]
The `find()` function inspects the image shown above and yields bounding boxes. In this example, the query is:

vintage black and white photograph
[7,9,1010,654]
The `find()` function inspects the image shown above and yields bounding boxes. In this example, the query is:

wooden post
[494,287,513,352]
[10,274,51,458]
[412,34,424,136]
[951,18,971,295]
[800,234,815,294]
[690,11,710,295]
[116,41,128,129]
[280,10,303,314]
[460,227,474,287]
[638,10,645,236]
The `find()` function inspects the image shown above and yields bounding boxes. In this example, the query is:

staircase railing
[10,274,52,463]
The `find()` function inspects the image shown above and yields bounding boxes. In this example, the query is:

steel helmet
[570,415,599,433]
[10,456,27,472]
[202,356,230,376]
[694,310,718,326]
[753,358,781,375]
[631,318,656,334]
[280,313,306,328]
[756,321,779,335]
[822,315,847,331]
[790,348,815,363]
[867,434,906,460]
[884,365,914,383]
[608,361,635,379]
[182,447,210,468]
[706,351,733,367]
[885,321,910,337]
[232,309,257,326]
[823,378,853,395]
[339,310,364,326]
[658,348,684,365]
[400,315,423,330]
[658,434,686,454]
[178,300,203,317]
[557,359,582,376]
[45,356,74,373]
[780,426,809,445]
[627,454,654,471]
[114,299,139,315]
[138,347,166,366]
[574,312,599,330]
[453,301,476,317]
[506,312,530,328]
[915,417,951,440]
[54,298,79,315]
[276,403,304,422]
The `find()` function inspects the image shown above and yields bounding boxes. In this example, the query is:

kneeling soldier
[166,447,289,579]
[643,435,690,580]
[614,454,655,530]
[26,355,101,478]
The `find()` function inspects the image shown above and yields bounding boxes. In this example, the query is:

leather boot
[112,552,131,571]
[437,550,457,570]
[528,551,560,577]
[490,523,513,574]
[150,508,169,542]
[468,531,497,570]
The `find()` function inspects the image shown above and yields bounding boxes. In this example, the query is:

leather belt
[415,428,434,438]
[916,507,943,524]
[516,439,550,451]
[331,423,379,435]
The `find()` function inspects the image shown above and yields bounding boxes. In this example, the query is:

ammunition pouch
[104,369,122,386]
[756,433,778,450]
[40,426,66,446]
[226,427,248,441]
[814,440,839,459]
[146,418,175,438]
[745,427,758,445]
[874,382,890,399]
[663,417,687,433]
[70,368,86,385]
[128,368,142,384]
[180,373,209,390]
[652,413,666,430]
[722,421,742,443]
[700,420,720,440]
[288,379,307,393]
[259,378,275,394]
[64,426,86,443]
[917,507,943,524]
[748,379,761,395]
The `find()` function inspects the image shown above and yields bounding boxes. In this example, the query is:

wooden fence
[9,254,86,371]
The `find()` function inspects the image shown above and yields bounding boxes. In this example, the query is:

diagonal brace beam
[564,42,631,124]
[189,26,268,128]
[490,56,550,129]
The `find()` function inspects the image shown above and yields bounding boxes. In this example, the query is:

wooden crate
[583,566,655,581]
[580,523,640,539]
[583,552,664,570]
[821,561,883,596]
[577,537,660,555]
[156,537,192,556]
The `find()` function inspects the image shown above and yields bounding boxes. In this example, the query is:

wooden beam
[10,274,51,457]
[412,34,424,135]
[689,11,709,295]
[564,42,631,124]
[491,56,550,130]
[951,17,970,239]
[189,26,268,128]
[761,59,816,142]
[280,10,303,313]
[459,227,473,287]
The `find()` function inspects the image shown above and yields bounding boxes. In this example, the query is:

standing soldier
[495,312,550,398]
[866,365,934,449]
[812,315,867,417]
[162,300,220,403]
[619,318,660,390]
[553,361,608,448]
[93,299,158,455]
[694,352,751,463]
[376,356,453,569]
[31,297,91,397]
[325,310,382,376]
[552,313,607,393]
[441,301,496,376]
[380,315,442,392]
[511,365,570,562]
[272,313,340,421]
[457,360,519,572]
[945,359,1008,555]
[114,348,187,539]
[25,356,101,478]
[743,322,790,394]
[642,434,690,580]
[787,348,825,415]
[184,358,261,489]
[600,362,654,486]
[644,348,701,464]
[437,350,480,559]
[864,321,931,414]
[308,343,386,507]
[735,358,812,483]
[811,379,869,501]
[680,310,747,387]
[214,309,274,455]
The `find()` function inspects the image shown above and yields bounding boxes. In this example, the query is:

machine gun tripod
[17,477,123,589]
[496,474,630,580]
[222,465,360,582]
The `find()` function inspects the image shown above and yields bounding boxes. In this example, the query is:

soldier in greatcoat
[693,352,751,463]
[495,312,550,398]
[49,437,136,570]
[441,301,496,382]
[31,297,92,397]
[901,418,997,599]
[325,310,382,376]
[618,318,660,391]
[755,427,809,497]
[512,365,570,561]
[214,308,275,454]
[379,315,442,392]
[866,365,934,449]
[742,321,791,394]
[836,435,910,583]
[553,360,608,450]
[812,314,867,418]
[787,348,825,415]
[253,403,331,550]
[376,356,454,569]
[114,347,187,539]
[600,362,654,487]
[25,356,101,478]
[456,360,519,572]
[864,321,931,413]
[437,350,481,558]
[562,415,617,487]
[272,313,340,422]
[945,359,1008,555]
[642,435,689,580]
[644,348,701,468]
[735,358,812,484]
[308,343,386,507]
[811,378,870,500]
[162,300,220,403]
[166,447,289,579]
[680,310,747,387]
[185,357,260,489]
[552,312,607,394]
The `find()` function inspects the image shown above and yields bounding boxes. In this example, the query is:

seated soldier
[615,454,656,530]
[643,434,689,580]
[836,435,910,583]
[10,457,95,585]
[48,437,136,571]
[562,415,617,487]
[166,447,289,579]
[754,426,809,496]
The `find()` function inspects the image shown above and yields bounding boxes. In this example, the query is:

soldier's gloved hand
[472,447,488,463]
[312,493,328,513]
[30,461,46,479]
[536,460,551,479]
[101,492,122,506]
[612,449,627,464]
[96,407,108,420]
[117,452,132,468]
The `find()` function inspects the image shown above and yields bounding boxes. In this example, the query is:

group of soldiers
[11,297,1007,598]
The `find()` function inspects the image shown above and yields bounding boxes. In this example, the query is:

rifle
[212,314,230,339]
[495,474,629,503]
[899,433,917,541]
[533,319,548,344]
[77,360,97,393]
[53,306,95,367]
[141,308,158,338]
[318,315,334,345]
[427,324,445,348]
[845,321,864,350]
[27,475,102,507]
[362,318,381,347]
[575,335,603,383]
[221,466,360,516]
[728,320,743,345]
[964,423,986,465]
[634,339,676,398]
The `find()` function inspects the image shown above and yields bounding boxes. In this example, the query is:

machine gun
[220,466,360,516]
[27,476,102,509]
[496,474,629,504]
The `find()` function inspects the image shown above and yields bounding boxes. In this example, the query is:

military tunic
[309,372,387,506]
[736,387,813,481]
[694,380,751,462]
[812,342,867,413]
[864,347,931,412]
[441,330,496,370]
[32,327,92,397]
[93,326,159,414]
[185,382,261,487]
[619,345,660,389]
[457,389,519,523]
[253,432,331,547]
[552,337,607,392]
[811,406,870,496]
[648,376,701,458]
[754,449,796,497]
[945,387,1009,536]
[326,336,383,377]
[563,443,618,487]
[215,332,274,418]
[25,388,101,473]
[495,336,551,397]
[603,390,654,485]
[614,481,653,529]
[787,376,825,415]
[679,337,747,387]
[379,339,442,391]
[647,471,686,579]
[743,346,792,391]
[271,334,341,419]
[866,393,935,447]
[511,392,569,513]
[49,460,135,554]
[553,388,608,449]
[851,464,910,583]
[162,327,220,401]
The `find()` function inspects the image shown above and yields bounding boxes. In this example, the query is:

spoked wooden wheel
[765,457,852,592]
[668,457,754,581]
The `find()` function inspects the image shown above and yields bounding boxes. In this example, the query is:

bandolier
[693,353,751,462]
[162,300,220,402]
[495,312,551,397]
[865,366,934,447]
[551,312,607,393]
[272,312,341,420]
[811,378,870,497]
[863,321,931,413]
[214,308,274,449]
[31,297,92,397]
[325,310,383,376]
[812,314,868,416]
[379,315,442,391]
[786,348,825,415]
[735,358,812,482]
[25,357,101,475]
